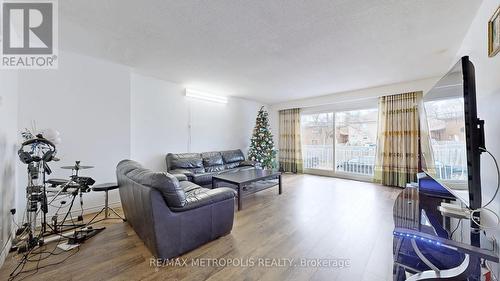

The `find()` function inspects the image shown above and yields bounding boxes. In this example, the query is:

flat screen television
[420,56,485,210]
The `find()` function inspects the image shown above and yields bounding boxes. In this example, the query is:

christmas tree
[248,106,277,169]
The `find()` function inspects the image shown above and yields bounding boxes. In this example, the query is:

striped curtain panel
[279,108,303,173]
[374,91,423,187]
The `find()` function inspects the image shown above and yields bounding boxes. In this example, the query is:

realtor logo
[1,0,58,69]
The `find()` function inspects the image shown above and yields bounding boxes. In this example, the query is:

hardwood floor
[0,174,401,281]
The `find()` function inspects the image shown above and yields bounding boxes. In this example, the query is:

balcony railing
[302,144,376,176]
[303,145,334,170]
[302,142,467,179]
[336,145,376,175]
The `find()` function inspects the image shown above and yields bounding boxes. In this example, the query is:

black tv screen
[420,56,483,209]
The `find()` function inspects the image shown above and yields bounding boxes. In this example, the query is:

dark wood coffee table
[212,169,282,211]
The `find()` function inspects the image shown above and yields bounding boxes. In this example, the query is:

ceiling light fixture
[185,88,228,104]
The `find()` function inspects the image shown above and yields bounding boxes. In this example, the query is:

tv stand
[392,176,498,280]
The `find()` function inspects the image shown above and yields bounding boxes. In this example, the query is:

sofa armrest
[169,169,194,179]
[171,173,188,182]
[171,187,236,212]
[239,160,261,167]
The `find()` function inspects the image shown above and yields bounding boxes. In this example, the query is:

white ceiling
[59,0,482,104]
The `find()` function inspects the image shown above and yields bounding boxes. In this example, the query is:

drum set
[9,133,109,280]
[13,137,104,255]
[45,162,97,234]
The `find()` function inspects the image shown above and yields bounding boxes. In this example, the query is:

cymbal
[61,165,94,170]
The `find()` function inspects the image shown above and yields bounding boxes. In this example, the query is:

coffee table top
[213,169,280,185]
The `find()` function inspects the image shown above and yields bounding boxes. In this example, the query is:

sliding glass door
[301,113,334,170]
[301,108,378,180]
[334,109,378,177]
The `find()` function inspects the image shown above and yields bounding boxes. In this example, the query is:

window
[301,113,334,170]
[300,108,378,179]
[334,109,378,176]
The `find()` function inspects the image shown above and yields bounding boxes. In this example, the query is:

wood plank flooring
[0,174,401,281]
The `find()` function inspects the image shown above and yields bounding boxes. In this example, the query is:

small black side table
[88,182,126,224]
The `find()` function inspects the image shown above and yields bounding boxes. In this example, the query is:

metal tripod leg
[87,190,126,225]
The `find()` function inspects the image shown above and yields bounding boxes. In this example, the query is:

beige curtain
[374,91,423,187]
[279,108,303,173]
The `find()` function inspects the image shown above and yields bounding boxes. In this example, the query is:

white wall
[270,77,439,111]
[130,72,265,172]
[17,51,131,214]
[0,71,18,267]
[269,77,440,147]
[130,73,189,170]
[190,97,263,153]
[14,51,265,222]
[456,0,500,276]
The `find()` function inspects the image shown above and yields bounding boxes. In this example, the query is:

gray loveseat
[117,160,235,259]
[166,149,258,187]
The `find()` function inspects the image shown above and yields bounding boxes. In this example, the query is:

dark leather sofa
[117,160,235,259]
[166,149,258,187]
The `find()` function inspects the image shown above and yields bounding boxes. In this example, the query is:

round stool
[88,182,126,224]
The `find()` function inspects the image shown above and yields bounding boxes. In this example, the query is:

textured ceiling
[59,0,482,104]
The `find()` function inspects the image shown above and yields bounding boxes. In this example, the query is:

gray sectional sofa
[166,149,258,187]
[117,160,236,259]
